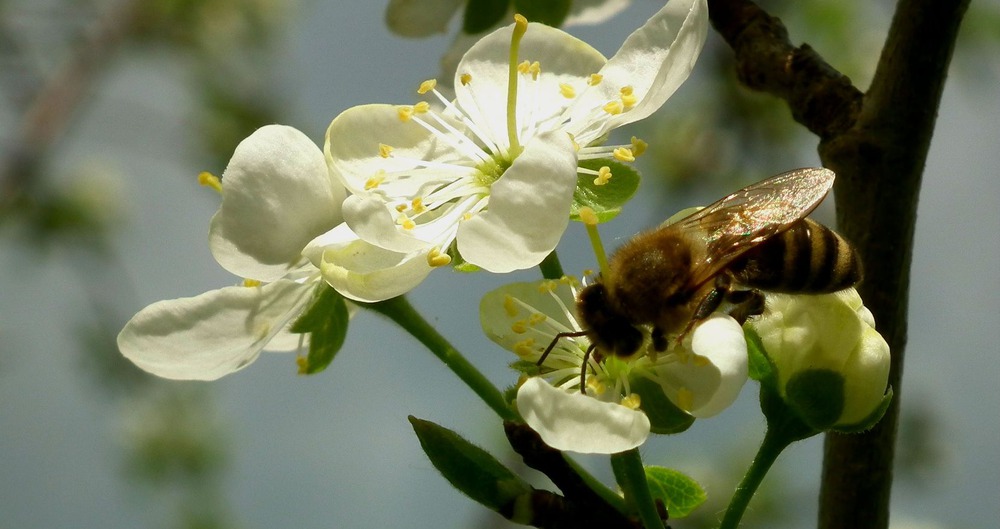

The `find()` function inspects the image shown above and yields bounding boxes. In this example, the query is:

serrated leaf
[629,376,695,434]
[290,284,348,374]
[644,466,707,519]
[409,416,531,511]
[570,158,641,223]
[463,0,510,34]
[513,0,571,27]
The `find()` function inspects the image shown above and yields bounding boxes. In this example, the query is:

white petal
[838,325,891,425]
[118,280,314,380]
[518,377,650,454]
[454,23,607,147]
[479,280,579,353]
[570,0,708,140]
[384,0,463,37]
[343,194,433,253]
[457,130,577,272]
[209,125,345,282]
[305,223,434,302]
[325,104,470,196]
[686,314,749,417]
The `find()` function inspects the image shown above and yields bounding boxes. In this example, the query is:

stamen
[365,170,386,190]
[296,355,309,374]
[559,83,576,99]
[630,136,648,157]
[242,279,262,287]
[396,213,415,230]
[527,61,541,80]
[410,197,426,213]
[198,172,222,193]
[413,101,430,114]
[397,105,414,122]
[602,100,624,115]
[460,73,472,86]
[528,313,547,326]
[514,339,536,358]
[619,86,637,109]
[417,79,437,94]
[593,166,613,186]
[511,320,528,334]
[586,376,607,396]
[395,203,407,212]
[503,295,519,317]
[517,60,532,75]
[426,246,452,267]
[613,147,635,162]
[378,144,394,158]
[588,74,603,86]
[620,393,642,410]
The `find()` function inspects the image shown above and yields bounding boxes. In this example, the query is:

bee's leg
[676,275,732,344]
[651,326,668,352]
[579,343,597,394]
[538,329,590,366]
[726,289,765,325]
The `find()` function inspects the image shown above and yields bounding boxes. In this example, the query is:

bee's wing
[672,168,835,288]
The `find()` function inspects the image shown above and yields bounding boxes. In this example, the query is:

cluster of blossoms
[118,0,890,456]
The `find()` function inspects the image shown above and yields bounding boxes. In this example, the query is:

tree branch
[707,0,969,527]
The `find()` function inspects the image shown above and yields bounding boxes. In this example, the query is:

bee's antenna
[537,330,589,366]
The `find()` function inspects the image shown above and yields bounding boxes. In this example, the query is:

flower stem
[365,296,517,422]
[538,251,564,280]
[611,449,664,529]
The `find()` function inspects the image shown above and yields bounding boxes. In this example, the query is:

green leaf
[644,466,707,519]
[409,416,531,512]
[629,376,695,434]
[463,0,510,34]
[785,369,844,431]
[570,158,641,223]
[290,284,349,374]
[744,327,775,385]
[513,0,571,27]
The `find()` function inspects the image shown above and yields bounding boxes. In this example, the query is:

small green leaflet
[290,284,349,374]
[644,466,707,519]
[571,158,641,223]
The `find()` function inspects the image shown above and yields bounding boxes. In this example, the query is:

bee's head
[577,283,644,358]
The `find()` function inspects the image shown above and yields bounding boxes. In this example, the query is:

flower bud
[749,289,891,430]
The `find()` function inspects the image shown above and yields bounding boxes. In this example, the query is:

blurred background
[1,1,997,528]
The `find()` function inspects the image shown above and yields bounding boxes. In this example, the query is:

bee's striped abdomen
[730,218,862,293]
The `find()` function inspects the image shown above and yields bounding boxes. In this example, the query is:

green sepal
[832,386,894,433]
[463,0,510,34]
[513,0,571,27]
[409,416,531,512]
[290,284,349,374]
[570,158,641,223]
[630,376,695,434]
[744,327,776,386]
[784,369,845,431]
[447,242,480,273]
[758,383,819,443]
[509,359,543,376]
[644,466,707,519]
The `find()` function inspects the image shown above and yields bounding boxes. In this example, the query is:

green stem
[611,449,663,529]
[718,426,792,529]
[365,296,517,422]
[538,250,564,280]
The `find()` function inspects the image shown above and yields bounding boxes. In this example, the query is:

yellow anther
[460,73,472,85]
[413,101,430,114]
[198,171,223,193]
[621,93,638,109]
[588,73,603,86]
[296,355,309,375]
[364,170,386,190]
[513,13,528,29]
[529,313,547,326]
[528,61,541,80]
[410,197,426,213]
[613,147,635,162]
[397,105,414,122]
[462,212,473,221]
[395,203,408,212]
[579,206,599,226]
[583,268,595,277]
[559,83,576,99]
[397,213,416,230]
[602,100,624,115]
[511,320,528,334]
[620,393,642,410]
[378,143,393,158]
[514,339,536,358]
[503,295,519,317]
[594,166,613,186]
[630,136,648,157]
[517,60,531,74]
[558,275,577,286]
[417,79,437,94]
[537,279,557,293]
[586,377,607,396]
[676,387,694,411]
[242,278,262,287]
[426,246,452,267]
[619,85,634,97]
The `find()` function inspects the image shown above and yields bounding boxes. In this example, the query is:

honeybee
[541,168,862,386]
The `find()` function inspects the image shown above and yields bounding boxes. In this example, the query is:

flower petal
[118,280,314,380]
[479,280,580,353]
[384,0,463,37]
[685,314,749,417]
[518,377,650,454]
[455,22,606,147]
[569,0,708,140]
[305,223,434,302]
[209,125,345,282]
[325,104,470,197]
[457,130,577,272]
